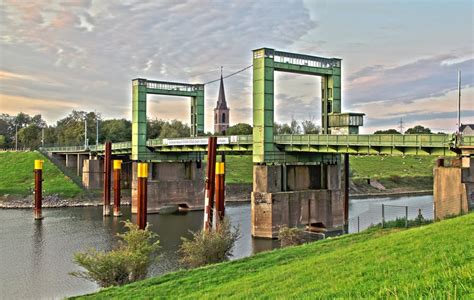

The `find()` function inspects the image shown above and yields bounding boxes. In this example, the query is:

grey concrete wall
[82,159,103,189]
[433,161,470,220]
[251,189,344,238]
[132,161,205,214]
[251,162,344,238]
[77,154,88,177]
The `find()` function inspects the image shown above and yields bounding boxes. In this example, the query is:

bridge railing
[274,134,453,147]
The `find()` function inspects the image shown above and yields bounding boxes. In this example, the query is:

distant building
[214,74,230,134]
[460,124,474,135]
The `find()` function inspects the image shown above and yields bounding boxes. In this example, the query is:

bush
[278,226,305,247]
[70,221,160,287]
[179,218,240,268]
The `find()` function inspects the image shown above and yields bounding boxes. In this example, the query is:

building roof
[215,74,228,110]
[460,124,474,134]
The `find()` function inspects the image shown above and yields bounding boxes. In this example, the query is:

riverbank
[0,152,437,208]
[74,213,473,299]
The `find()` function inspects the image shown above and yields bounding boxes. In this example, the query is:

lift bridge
[43,47,474,238]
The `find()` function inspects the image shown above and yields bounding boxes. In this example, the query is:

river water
[0,195,433,299]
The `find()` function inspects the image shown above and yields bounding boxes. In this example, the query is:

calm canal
[0,195,433,299]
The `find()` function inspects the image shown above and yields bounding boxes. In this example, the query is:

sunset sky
[0,0,473,133]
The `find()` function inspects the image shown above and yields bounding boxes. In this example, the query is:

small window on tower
[222,113,226,123]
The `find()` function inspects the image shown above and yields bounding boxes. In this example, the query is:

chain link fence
[348,202,433,233]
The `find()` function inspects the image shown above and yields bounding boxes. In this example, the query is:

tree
[301,120,320,134]
[226,123,252,135]
[274,122,292,134]
[374,129,401,134]
[55,110,100,145]
[0,135,6,148]
[405,125,431,134]
[18,124,42,149]
[159,120,190,138]
[290,119,301,134]
[100,119,131,143]
[147,119,165,139]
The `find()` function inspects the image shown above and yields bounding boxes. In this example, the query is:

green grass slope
[225,155,437,185]
[76,213,474,299]
[0,151,82,197]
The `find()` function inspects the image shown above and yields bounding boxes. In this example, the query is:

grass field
[0,151,82,197]
[225,155,438,184]
[75,213,473,299]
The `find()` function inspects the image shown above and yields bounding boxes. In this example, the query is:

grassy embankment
[0,152,438,197]
[75,213,474,299]
[0,151,82,197]
[225,155,437,192]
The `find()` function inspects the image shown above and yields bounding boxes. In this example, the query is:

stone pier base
[251,163,345,238]
[82,159,103,189]
[132,161,205,213]
[434,156,474,220]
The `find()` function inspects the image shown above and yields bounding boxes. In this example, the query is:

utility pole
[84,119,88,148]
[399,118,404,134]
[96,118,99,146]
[457,70,461,133]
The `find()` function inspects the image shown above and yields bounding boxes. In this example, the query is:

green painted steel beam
[43,134,470,159]
[131,78,205,161]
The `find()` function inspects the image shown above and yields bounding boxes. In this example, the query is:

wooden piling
[343,153,350,228]
[214,162,225,227]
[204,137,217,231]
[34,160,44,220]
[113,160,122,217]
[137,162,148,230]
[103,141,112,216]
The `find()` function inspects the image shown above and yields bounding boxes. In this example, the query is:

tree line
[0,110,436,150]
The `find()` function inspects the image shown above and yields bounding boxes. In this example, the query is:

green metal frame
[252,48,342,163]
[132,78,205,161]
[43,134,471,158]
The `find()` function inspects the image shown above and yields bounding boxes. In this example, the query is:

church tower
[214,70,230,134]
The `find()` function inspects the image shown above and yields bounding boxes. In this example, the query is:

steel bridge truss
[132,78,204,161]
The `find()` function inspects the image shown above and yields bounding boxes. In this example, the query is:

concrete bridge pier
[82,158,103,189]
[434,155,474,219]
[131,161,205,214]
[251,162,345,239]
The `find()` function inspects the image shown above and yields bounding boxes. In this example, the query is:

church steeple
[214,67,230,134]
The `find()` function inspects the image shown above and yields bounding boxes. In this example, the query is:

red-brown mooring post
[103,141,112,216]
[113,160,122,217]
[344,153,349,231]
[203,137,217,231]
[34,160,44,220]
[137,162,148,230]
[214,162,225,227]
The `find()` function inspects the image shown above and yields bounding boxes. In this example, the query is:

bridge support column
[82,159,103,189]
[434,156,474,219]
[77,154,88,177]
[65,154,78,170]
[132,161,205,214]
[251,162,345,239]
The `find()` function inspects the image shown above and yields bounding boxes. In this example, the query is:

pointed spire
[216,66,227,109]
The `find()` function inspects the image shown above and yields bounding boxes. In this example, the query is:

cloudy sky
[0,0,473,133]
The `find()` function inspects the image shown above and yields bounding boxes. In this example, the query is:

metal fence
[348,202,434,233]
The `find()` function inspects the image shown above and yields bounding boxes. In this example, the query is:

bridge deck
[42,134,474,157]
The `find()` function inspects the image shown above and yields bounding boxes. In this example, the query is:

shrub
[278,226,305,247]
[70,221,160,287]
[179,218,240,268]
